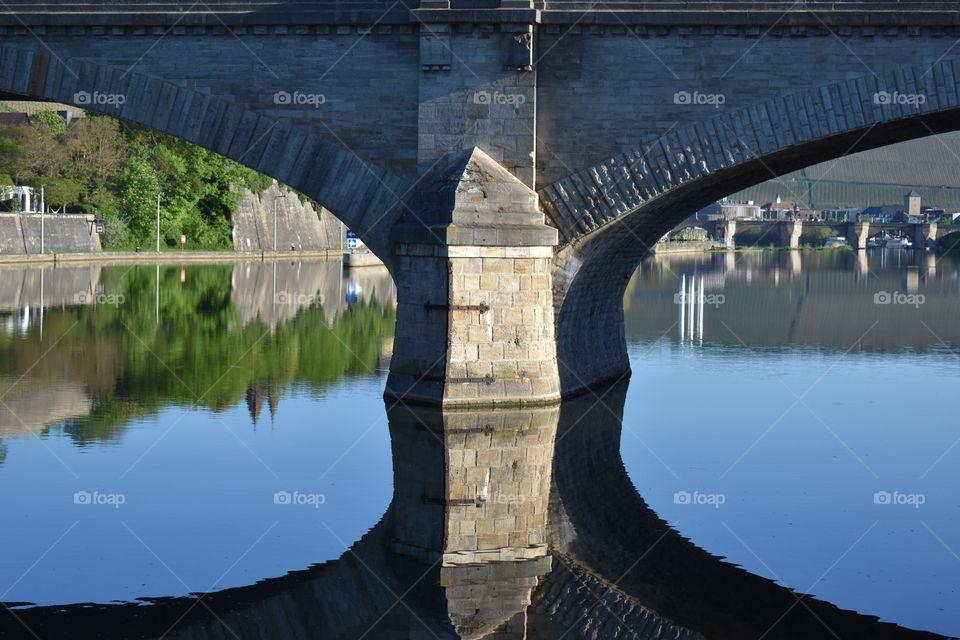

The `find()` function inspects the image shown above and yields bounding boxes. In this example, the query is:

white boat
[824,236,848,248]
[887,236,913,248]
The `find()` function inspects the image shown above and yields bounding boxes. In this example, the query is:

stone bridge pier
[384,149,562,408]
[779,220,803,249]
[848,222,871,250]
[913,223,938,249]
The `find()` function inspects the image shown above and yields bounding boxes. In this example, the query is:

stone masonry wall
[418,28,537,187]
[445,246,559,406]
[537,28,960,187]
[0,213,100,255]
[0,31,421,179]
[231,181,342,251]
[386,244,560,408]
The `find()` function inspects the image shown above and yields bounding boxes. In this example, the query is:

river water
[0,250,956,638]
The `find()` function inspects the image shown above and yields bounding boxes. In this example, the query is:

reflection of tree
[0,265,395,446]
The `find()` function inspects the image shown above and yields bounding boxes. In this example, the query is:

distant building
[721,201,761,220]
[904,191,922,217]
[691,201,722,221]
[862,204,904,221]
[822,208,863,222]
[762,194,796,220]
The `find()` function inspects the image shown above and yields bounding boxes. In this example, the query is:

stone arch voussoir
[542,59,960,253]
[544,59,960,396]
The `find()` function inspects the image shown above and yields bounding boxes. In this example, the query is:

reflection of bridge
[3,385,944,639]
[629,250,960,351]
[706,220,948,250]
[10,3,960,405]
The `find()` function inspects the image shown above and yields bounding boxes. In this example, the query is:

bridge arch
[0,45,408,258]
[543,60,960,394]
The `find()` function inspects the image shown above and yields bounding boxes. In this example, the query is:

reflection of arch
[547,381,945,640]
[0,46,408,258]
[3,391,946,638]
[547,61,960,394]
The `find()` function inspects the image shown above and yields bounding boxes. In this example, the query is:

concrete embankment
[652,241,723,254]
[232,181,344,252]
[0,213,101,256]
[0,249,383,267]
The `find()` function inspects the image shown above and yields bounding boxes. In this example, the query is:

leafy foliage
[0,113,273,250]
[798,227,837,247]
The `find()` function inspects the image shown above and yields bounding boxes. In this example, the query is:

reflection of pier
[5,389,944,639]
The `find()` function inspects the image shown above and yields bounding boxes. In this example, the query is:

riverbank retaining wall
[232,181,343,252]
[0,214,101,255]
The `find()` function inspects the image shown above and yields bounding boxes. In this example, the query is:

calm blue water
[0,251,957,637]
[622,249,960,636]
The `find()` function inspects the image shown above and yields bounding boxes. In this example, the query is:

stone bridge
[4,1,960,405]
[705,219,950,249]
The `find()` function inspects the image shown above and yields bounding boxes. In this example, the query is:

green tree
[120,154,161,243]
[32,110,67,136]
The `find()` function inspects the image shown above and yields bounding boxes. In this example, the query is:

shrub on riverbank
[799,227,836,247]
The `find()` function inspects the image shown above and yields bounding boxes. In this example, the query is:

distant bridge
[5,2,960,404]
[705,219,949,249]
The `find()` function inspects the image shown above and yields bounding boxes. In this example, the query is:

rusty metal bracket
[423,494,486,508]
[420,373,496,385]
[424,301,489,313]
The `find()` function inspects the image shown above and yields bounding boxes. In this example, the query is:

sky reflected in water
[0,251,957,637]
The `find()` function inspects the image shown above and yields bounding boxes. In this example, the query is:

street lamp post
[274,192,287,252]
[39,183,56,254]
